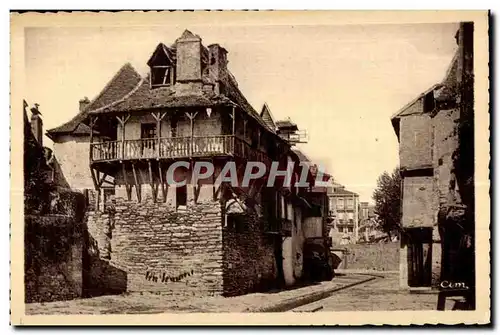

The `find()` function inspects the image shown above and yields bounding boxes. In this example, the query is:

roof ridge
[260,103,277,130]
[391,83,441,120]
[440,49,459,86]
[84,63,138,114]
[89,76,146,114]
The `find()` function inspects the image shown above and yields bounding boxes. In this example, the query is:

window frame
[336,197,344,209]
[151,65,174,88]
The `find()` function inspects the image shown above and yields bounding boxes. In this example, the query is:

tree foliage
[372,167,401,239]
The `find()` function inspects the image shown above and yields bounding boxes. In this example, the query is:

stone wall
[222,211,278,296]
[344,242,400,271]
[87,191,225,295]
[25,215,84,303]
[399,114,433,169]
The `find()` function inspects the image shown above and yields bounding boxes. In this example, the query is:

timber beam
[131,162,141,202]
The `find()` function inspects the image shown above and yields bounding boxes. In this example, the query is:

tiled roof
[292,148,311,162]
[46,110,89,139]
[260,103,277,132]
[222,72,272,132]
[331,187,358,196]
[391,84,440,121]
[100,77,230,113]
[46,63,142,138]
[85,63,142,112]
[147,43,176,66]
[48,32,282,140]
[276,119,298,129]
[391,48,459,134]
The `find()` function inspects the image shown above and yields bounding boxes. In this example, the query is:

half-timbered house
[47,30,323,296]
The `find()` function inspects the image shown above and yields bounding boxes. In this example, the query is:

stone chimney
[175,30,202,83]
[79,96,90,111]
[30,103,43,146]
[208,44,228,95]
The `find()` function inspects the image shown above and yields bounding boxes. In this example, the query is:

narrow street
[293,273,456,312]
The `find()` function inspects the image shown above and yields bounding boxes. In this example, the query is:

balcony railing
[90,135,271,165]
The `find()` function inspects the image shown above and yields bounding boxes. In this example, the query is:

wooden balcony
[90,135,271,165]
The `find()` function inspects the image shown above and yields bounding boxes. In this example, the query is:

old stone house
[391,23,474,291]
[47,30,328,296]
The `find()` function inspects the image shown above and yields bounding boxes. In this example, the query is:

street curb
[245,276,378,313]
[335,269,399,275]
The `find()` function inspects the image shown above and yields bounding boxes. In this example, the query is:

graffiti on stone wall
[145,269,194,283]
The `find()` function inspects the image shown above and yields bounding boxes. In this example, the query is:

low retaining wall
[338,242,400,271]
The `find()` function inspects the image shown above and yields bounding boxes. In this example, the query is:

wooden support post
[243,118,248,139]
[122,163,132,201]
[98,173,109,188]
[151,112,166,158]
[212,159,216,201]
[89,116,98,162]
[193,182,201,204]
[158,162,166,202]
[231,106,236,135]
[214,182,224,201]
[185,111,198,157]
[148,160,156,202]
[90,166,99,191]
[132,163,141,202]
[116,115,130,160]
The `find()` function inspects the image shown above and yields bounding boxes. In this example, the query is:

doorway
[405,227,432,287]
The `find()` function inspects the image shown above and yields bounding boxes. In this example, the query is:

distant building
[327,183,359,245]
[358,202,378,242]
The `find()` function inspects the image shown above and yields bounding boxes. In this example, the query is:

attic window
[151,66,173,88]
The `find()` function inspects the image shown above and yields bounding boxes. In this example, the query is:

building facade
[327,184,359,245]
[391,23,474,292]
[358,202,379,243]
[47,30,331,296]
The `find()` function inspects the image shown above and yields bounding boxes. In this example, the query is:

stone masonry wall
[87,190,224,296]
[222,211,278,297]
[25,215,84,303]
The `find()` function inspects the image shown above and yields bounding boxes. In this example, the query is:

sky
[24,19,459,203]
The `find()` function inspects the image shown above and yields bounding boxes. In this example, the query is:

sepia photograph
[10,10,490,325]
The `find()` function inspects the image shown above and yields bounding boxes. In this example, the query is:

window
[363,208,369,217]
[338,227,343,233]
[176,184,187,208]
[347,198,354,209]
[171,118,178,138]
[348,227,354,233]
[347,212,354,220]
[151,66,173,87]
[141,123,157,139]
[141,123,157,155]
[336,198,344,209]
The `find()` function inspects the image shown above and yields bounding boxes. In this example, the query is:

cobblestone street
[294,273,458,312]
[26,272,461,314]
[26,274,372,314]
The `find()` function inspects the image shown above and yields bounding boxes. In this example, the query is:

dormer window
[151,65,173,87]
[147,43,176,88]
